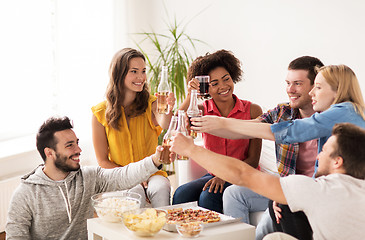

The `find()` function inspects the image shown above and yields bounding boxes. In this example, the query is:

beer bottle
[157,66,170,114]
[159,116,178,164]
[176,110,189,160]
[186,89,201,139]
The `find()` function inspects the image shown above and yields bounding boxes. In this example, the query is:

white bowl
[176,221,203,238]
[91,191,141,223]
[122,208,167,237]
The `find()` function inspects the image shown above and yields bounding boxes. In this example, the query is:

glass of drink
[188,110,202,139]
[159,139,172,164]
[195,76,210,97]
[157,92,169,114]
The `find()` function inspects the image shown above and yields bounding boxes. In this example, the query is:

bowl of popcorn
[91,191,141,223]
[122,208,167,237]
[176,221,203,238]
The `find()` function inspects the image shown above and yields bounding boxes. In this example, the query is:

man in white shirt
[170,122,365,240]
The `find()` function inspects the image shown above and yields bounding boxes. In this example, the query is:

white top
[280,174,365,240]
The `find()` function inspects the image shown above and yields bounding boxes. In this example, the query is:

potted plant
[133,16,207,175]
[134,17,206,105]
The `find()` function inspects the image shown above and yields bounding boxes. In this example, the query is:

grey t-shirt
[280,174,365,240]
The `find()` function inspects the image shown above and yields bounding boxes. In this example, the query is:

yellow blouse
[91,95,166,177]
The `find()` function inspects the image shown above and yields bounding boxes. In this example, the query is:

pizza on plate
[166,208,220,224]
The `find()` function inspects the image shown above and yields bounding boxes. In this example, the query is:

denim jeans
[256,209,275,240]
[223,185,269,224]
[172,173,231,213]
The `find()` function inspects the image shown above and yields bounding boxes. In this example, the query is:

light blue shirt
[271,102,365,174]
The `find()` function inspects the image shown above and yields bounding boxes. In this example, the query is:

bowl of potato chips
[91,191,141,223]
[122,208,167,237]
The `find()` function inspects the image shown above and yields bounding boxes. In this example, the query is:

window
[0,0,120,149]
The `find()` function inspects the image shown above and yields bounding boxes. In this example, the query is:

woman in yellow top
[92,48,175,207]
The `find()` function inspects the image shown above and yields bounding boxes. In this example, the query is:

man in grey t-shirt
[170,123,365,240]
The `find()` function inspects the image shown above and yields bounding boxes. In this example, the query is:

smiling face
[123,57,147,94]
[208,67,234,103]
[309,72,337,112]
[286,69,314,111]
[52,129,82,173]
[315,135,338,178]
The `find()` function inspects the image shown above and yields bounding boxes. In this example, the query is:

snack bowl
[91,191,141,223]
[122,208,167,237]
[176,221,204,238]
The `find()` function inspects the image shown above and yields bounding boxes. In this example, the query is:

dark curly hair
[187,49,242,84]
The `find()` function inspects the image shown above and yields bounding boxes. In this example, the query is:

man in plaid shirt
[222,56,324,240]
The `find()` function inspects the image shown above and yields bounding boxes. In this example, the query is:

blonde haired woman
[193,64,365,173]
[190,64,365,239]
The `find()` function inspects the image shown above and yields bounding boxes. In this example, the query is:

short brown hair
[288,56,324,85]
[36,117,73,161]
[331,123,365,179]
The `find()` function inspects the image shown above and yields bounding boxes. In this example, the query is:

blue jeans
[223,185,269,224]
[172,173,231,213]
[256,209,275,240]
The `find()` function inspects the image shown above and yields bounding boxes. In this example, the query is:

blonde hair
[319,64,365,120]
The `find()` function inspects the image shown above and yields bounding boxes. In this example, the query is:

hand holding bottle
[157,66,171,114]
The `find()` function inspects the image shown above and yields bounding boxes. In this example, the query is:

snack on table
[167,208,220,224]
[122,208,167,237]
[91,191,141,223]
[176,221,203,238]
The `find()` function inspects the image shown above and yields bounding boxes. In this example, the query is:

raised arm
[243,103,263,168]
[91,115,120,168]
[178,78,204,112]
[192,116,275,140]
[151,92,175,129]
[170,133,286,204]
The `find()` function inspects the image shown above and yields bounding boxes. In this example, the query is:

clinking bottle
[157,66,170,114]
[186,89,201,139]
[176,110,189,160]
[159,116,178,164]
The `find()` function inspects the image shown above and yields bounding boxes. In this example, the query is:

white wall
[124,0,365,111]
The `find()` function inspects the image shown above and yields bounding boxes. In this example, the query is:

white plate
[159,201,242,232]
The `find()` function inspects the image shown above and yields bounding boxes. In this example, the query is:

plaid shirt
[257,103,301,176]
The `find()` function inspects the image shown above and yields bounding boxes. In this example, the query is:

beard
[55,153,80,173]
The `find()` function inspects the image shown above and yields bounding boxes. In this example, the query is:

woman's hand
[187,78,199,94]
[191,115,225,133]
[203,177,226,193]
[167,92,176,111]
[273,201,282,224]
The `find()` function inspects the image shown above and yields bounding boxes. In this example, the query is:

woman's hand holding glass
[187,78,200,94]
[166,92,176,112]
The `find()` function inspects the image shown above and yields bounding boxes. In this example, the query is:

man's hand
[203,177,226,193]
[273,201,282,224]
[170,133,195,158]
[152,145,176,167]
[191,115,225,134]
[151,146,164,167]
